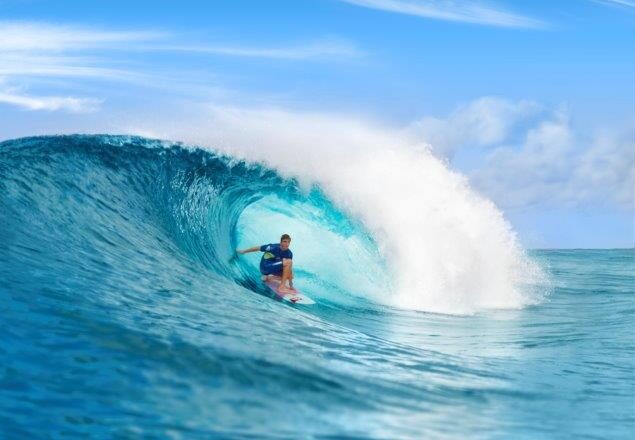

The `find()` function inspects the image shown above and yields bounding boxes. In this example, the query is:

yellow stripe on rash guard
[263,252,275,260]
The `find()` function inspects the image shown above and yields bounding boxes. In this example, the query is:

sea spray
[134,106,547,313]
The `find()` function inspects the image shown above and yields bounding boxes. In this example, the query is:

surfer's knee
[283,259,292,267]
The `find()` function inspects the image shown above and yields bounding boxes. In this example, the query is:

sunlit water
[1,135,632,439]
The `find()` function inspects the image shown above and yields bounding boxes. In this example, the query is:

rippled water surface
[1,136,633,439]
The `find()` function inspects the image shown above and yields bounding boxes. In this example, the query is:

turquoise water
[1,135,633,439]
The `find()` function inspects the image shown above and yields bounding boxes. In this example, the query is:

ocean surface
[0,135,633,439]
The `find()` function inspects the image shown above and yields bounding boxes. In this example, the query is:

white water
[127,105,546,314]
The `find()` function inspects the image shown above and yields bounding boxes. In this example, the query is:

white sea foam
[126,104,546,314]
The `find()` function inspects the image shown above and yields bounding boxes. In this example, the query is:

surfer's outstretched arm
[237,246,260,254]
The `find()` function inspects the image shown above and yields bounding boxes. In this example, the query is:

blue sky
[1,0,633,248]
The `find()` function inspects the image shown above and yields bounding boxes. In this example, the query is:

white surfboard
[263,278,315,305]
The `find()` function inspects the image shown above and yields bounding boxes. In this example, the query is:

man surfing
[237,234,295,294]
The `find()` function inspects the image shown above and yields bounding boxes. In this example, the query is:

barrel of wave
[170,108,547,314]
[235,193,389,304]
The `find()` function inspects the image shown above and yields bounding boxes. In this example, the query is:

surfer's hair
[280,234,291,242]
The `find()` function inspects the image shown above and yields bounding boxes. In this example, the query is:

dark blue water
[1,135,633,439]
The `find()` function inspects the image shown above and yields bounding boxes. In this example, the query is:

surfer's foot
[278,286,295,294]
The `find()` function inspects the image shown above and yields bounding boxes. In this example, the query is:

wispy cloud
[339,0,545,28]
[0,21,360,60]
[0,21,164,52]
[0,21,155,111]
[0,20,360,62]
[0,20,359,112]
[0,90,102,112]
[154,40,361,60]
[593,0,635,8]
[0,53,134,80]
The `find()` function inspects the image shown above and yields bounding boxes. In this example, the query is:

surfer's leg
[262,260,282,277]
[279,259,293,292]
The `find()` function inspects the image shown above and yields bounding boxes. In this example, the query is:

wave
[0,134,545,314]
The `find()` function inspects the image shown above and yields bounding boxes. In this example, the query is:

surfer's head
[280,234,291,250]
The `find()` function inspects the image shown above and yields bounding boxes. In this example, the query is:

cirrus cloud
[339,0,545,28]
[0,90,102,112]
[0,20,361,113]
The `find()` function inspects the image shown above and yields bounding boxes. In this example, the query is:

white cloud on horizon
[403,97,543,158]
[339,0,545,28]
[471,116,635,212]
[408,99,635,212]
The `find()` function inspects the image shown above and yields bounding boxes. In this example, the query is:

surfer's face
[280,238,290,250]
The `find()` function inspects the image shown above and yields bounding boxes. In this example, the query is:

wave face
[1,135,633,439]
[0,134,542,315]
[0,134,390,305]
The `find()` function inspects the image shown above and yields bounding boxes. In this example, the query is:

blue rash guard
[259,243,293,276]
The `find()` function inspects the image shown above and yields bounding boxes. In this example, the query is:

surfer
[237,234,295,293]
